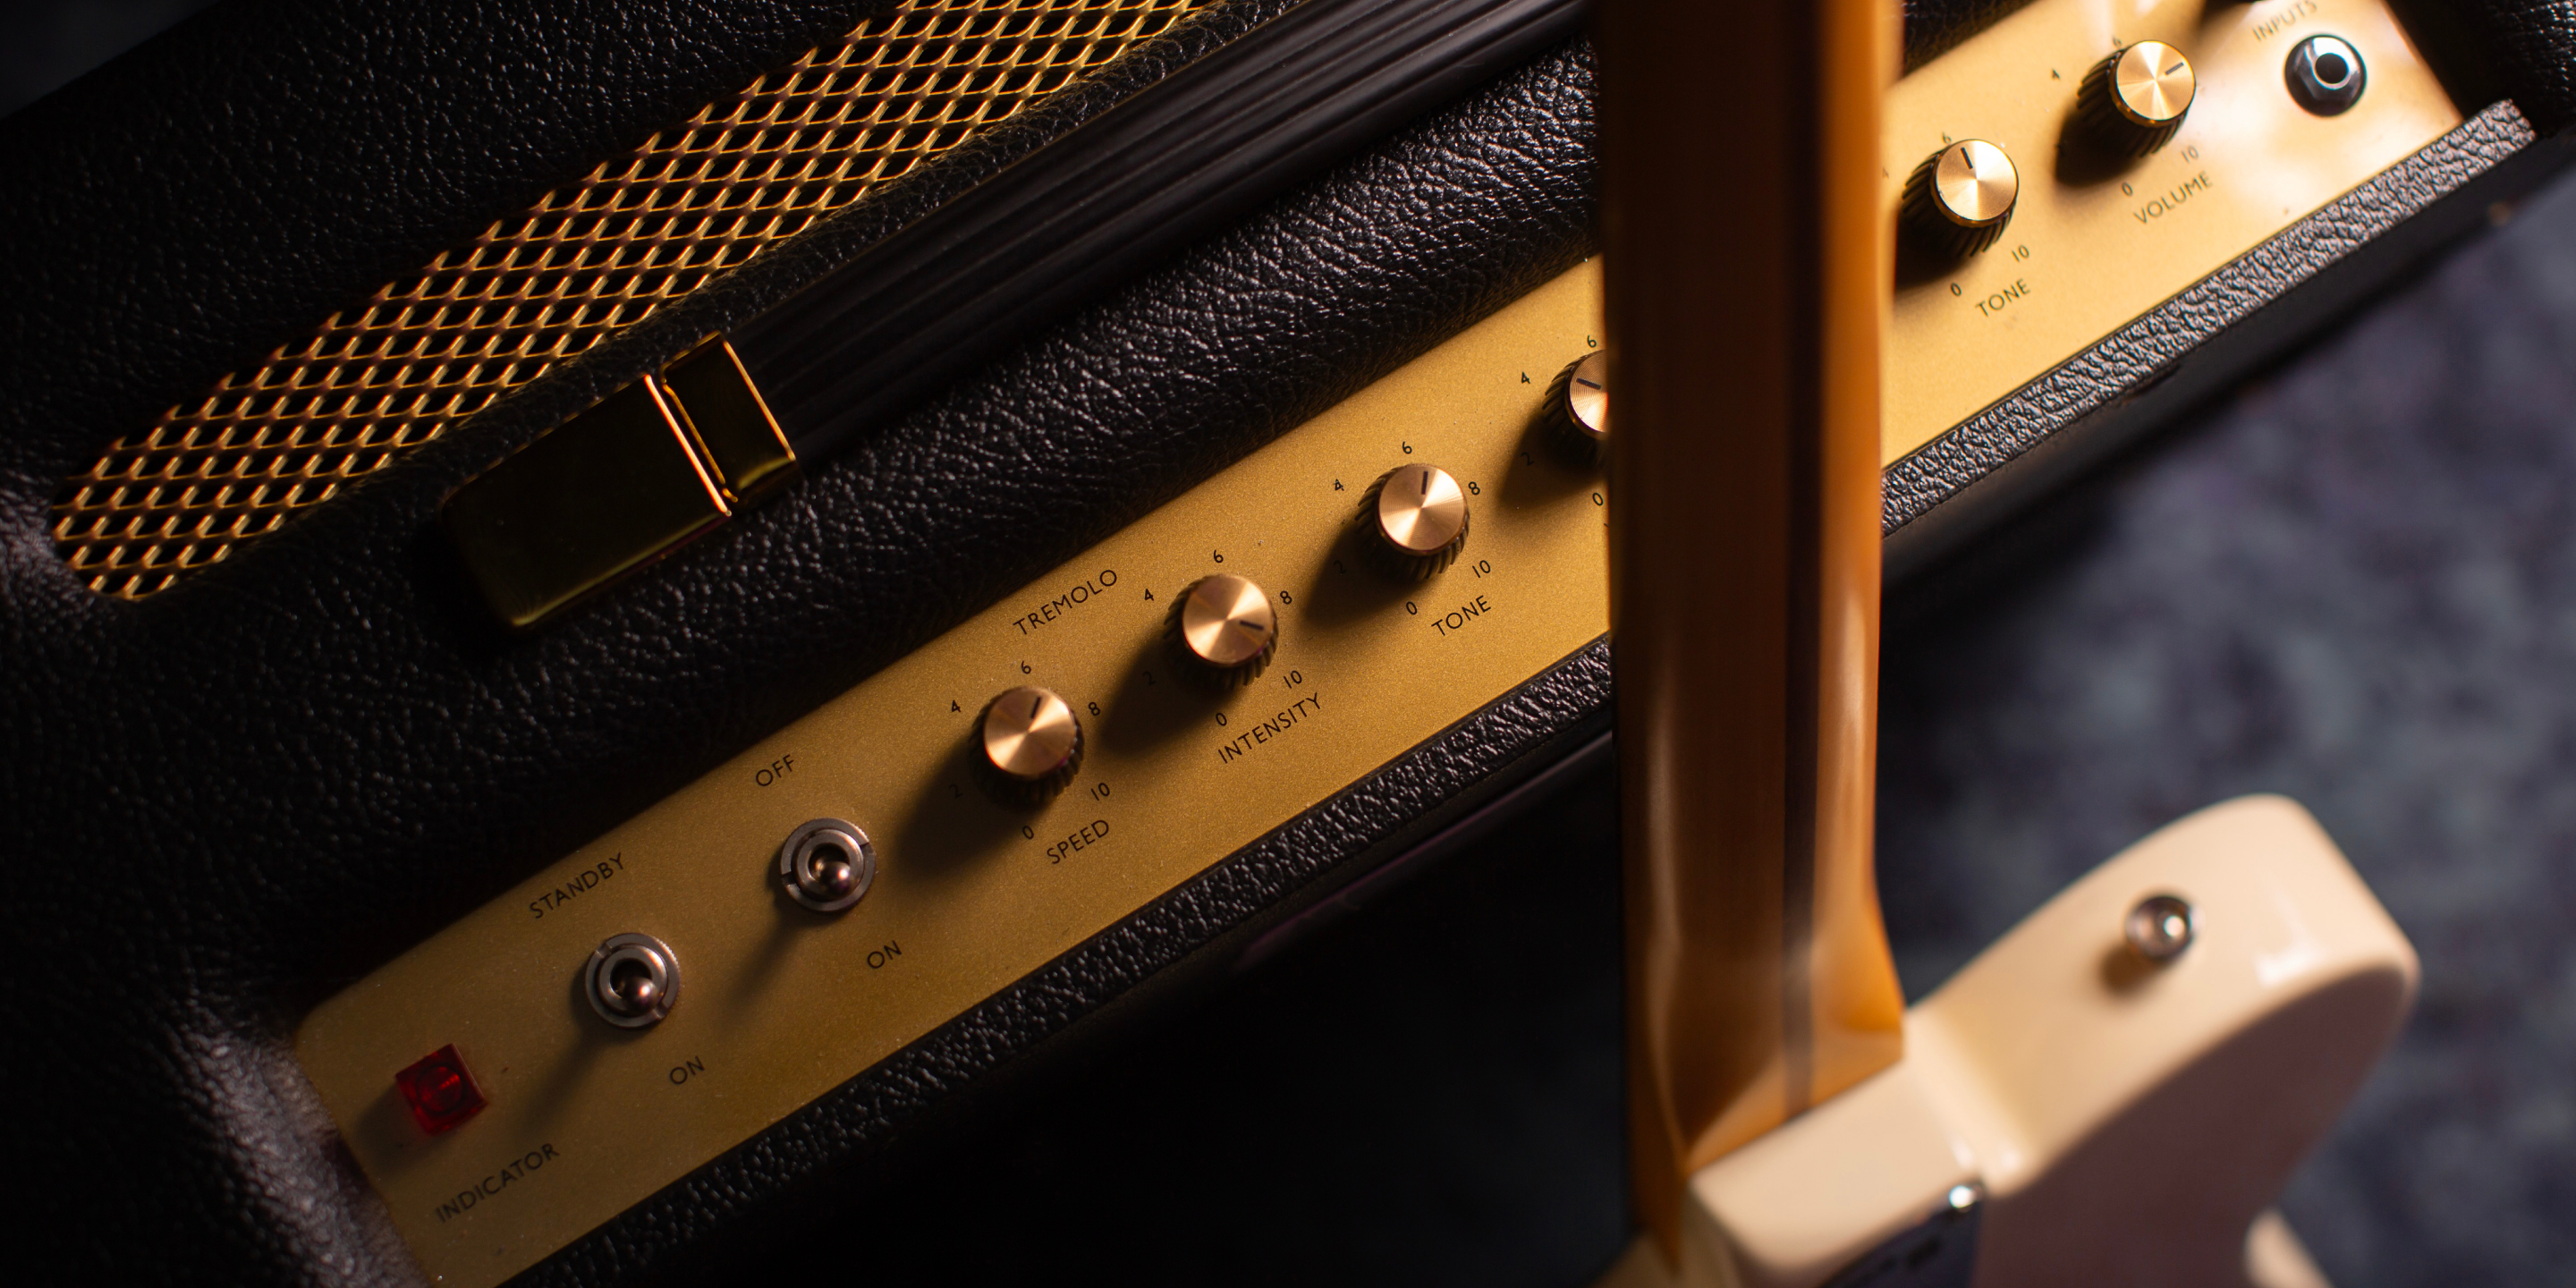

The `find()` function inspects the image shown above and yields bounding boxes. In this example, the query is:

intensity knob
[2075,41,2196,157]
[1544,352,1610,463]
[1900,139,2018,261]
[975,685,1084,802]
[1168,573,1278,686]
[1363,463,1470,579]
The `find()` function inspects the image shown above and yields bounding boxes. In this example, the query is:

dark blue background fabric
[1879,167,2576,1284]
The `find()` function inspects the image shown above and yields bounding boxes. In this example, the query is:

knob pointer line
[1595,0,1903,1259]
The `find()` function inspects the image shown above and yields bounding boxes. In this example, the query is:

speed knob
[975,685,1084,803]
[1168,573,1278,686]
[1900,139,2018,260]
[1363,463,1470,579]
[1544,352,1609,463]
[2075,41,2195,157]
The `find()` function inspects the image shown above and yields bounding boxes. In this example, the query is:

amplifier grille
[51,0,1217,600]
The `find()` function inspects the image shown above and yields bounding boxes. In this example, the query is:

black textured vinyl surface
[0,16,1602,1284]
[1900,0,2037,71]
[1877,153,2576,1288]
[0,0,219,115]
[2398,0,2576,131]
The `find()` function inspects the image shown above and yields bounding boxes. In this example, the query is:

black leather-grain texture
[2394,0,2576,131]
[2467,2,2576,131]
[0,13,1602,1282]
[1900,0,2038,71]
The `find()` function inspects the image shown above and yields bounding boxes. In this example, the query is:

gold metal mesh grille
[52,0,1220,599]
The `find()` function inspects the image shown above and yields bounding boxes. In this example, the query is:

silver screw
[2124,894,2196,962]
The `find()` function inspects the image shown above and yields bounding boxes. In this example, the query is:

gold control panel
[1882,0,2460,461]
[299,1,2479,1281]
[300,268,1617,1288]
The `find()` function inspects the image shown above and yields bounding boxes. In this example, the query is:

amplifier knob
[976,685,1084,802]
[1544,352,1610,463]
[1363,463,1470,579]
[1169,573,1278,685]
[1900,139,2018,261]
[2074,41,2195,158]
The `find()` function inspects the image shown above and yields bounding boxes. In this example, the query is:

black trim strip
[733,0,1589,460]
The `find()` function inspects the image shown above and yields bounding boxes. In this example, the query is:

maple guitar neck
[1597,0,1906,1252]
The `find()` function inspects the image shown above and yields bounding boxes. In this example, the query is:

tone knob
[1544,352,1610,463]
[2075,41,2195,157]
[1168,573,1278,686]
[1900,139,2018,260]
[1362,463,1470,579]
[975,685,1084,802]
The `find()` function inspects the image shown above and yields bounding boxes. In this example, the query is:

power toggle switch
[1169,573,1278,686]
[1363,463,1470,579]
[776,818,878,912]
[2074,41,2196,157]
[1900,139,2018,261]
[976,685,1085,803]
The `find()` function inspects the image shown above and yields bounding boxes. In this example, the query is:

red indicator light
[394,1045,487,1135]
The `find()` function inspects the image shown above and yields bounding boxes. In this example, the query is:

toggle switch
[585,932,681,1029]
[777,818,878,912]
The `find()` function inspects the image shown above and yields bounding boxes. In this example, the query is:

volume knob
[1363,463,1470,579]
[1544,352,1610,463]
[2075,41,2195,157]
[1900,139,2018,261]
[975,685,1084,803]
[1168,573,1278,686]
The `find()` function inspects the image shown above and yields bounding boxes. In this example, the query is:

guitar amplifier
[3,0,2569,1283]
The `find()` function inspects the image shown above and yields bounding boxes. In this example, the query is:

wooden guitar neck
[1598,0,1909,1254]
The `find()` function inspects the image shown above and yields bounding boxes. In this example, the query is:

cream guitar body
[1601,795,2414,1288]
